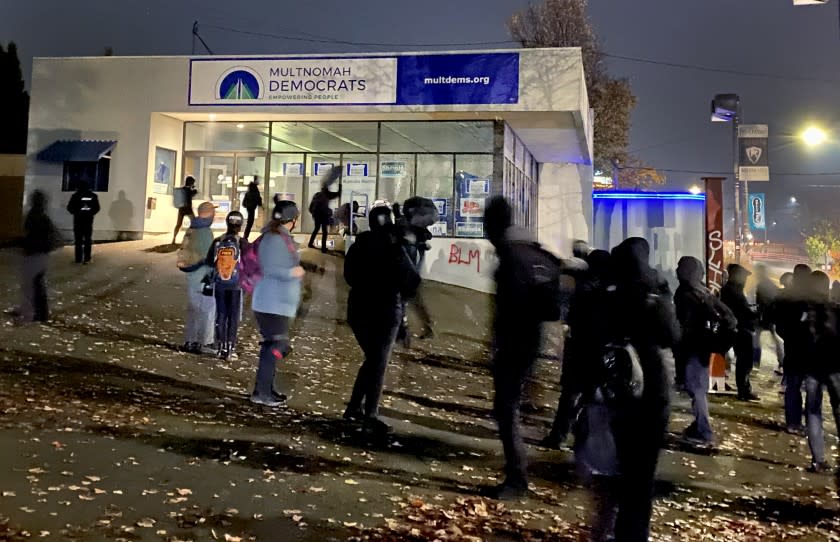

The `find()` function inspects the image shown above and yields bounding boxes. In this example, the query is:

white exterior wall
[537,162,593,257]
[144,114,184,234]
[421,238,496,294]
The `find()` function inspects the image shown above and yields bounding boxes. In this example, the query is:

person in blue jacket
[250,201,305,407]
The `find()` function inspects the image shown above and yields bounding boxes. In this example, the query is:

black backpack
[703,295,737,355]
[511,241,563,322]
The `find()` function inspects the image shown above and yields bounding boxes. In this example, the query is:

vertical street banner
[749,193,766,230]
[738,124,769,181]
[704,177,726,294]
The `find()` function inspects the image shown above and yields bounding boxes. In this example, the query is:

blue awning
[36,140,116,163]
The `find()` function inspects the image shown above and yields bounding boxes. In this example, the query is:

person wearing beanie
[249,201,305,407]
[177,201,217,353]
[206,211,245,361]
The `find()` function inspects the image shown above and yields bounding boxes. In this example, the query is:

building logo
[217,67,262,100]
[746,146,763,165]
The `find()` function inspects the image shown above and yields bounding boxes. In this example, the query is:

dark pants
[784,368,805,430]
[493,326,541,487]
[214,288,242,352]
[397,287,434,340]
[734,331,754,397]
[821,372,840,464]
[244,208,257,239]
[685,354,713,441]
[73,219,93,263]
[173,207,194,243]
[612,396,670,541]
[348,309,402,418]
[308,220,329,251]
[549,337,580,442]
[252,311,290,399]
[21,254,49,322]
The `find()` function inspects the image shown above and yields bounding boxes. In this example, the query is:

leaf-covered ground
[0,238,837,541]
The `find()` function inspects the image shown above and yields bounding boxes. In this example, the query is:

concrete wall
[0,154,26,240]
[422,238,496,293]
[537,162,593,257]
[144,113,185,235]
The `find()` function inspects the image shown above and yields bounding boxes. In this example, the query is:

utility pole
[712,94,742,262]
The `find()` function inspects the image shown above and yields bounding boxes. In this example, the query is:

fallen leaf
[136,518,156,528]
[344,479,359,485]
[176,488,193,496]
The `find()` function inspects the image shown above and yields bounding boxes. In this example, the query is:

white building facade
[25,48,593,292]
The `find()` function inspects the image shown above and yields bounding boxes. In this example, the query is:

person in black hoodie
[720,264,759,401]
[343,203,420,435]
[775,264,812,433]
[308,169,341,253]
[66,179,100,264]
[485,196,567,500]
[541,249,611,449]
[585,237,679,542]
[674,256,736,444]
[18,190,60,323]
[242,180,263,239]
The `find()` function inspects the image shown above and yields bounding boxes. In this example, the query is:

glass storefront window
[454,154,493,239]
[378,154,414,207]
[380,121,493,153]
[416,155,454,237]
[271,122,377,153]
[185,122,269,152]
[340,154,377,231]
[299,154,339,233]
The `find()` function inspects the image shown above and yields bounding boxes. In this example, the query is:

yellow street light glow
[802,126,827,146]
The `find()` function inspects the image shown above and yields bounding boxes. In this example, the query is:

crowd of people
[15,175,840,541]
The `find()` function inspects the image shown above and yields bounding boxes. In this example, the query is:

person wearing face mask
[343,201,420,435]
[177,201,217,354]
[249,201,306,407]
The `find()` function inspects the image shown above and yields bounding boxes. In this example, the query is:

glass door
[196,155,235,230]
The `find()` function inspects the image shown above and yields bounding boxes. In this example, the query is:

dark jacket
[344,223,420,327]
[66,189,100,223]
[309,189,340,222]
[720,280,757,334]
[22,209,60,256]
[242,187,263,210]
[674,282,736,357]
[492,227,544,353]
[607,238,680,406]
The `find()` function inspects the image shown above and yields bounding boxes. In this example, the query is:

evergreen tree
[0,42,30,154]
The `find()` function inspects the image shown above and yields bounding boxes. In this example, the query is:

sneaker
[362,416,393,435]
[682,426,714,446]
[538,434,565,450]
[228,352,239,361]
[807,461,832,473]
[343,407,364,421]
[785,425,806,436]
[737,393,760,402]
[271,391,288,403]
[249,395,285,408]
[485,482,530,501]
[418,328,435,340]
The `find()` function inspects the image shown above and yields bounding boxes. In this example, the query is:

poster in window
[153,147,176,195]
[431,198,448,217]
[282,163,304,176]
[346,162,369,177]
[313,162,334,176]
[459,197,485,217]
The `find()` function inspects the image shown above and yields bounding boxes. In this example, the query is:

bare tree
[510,0,663,188]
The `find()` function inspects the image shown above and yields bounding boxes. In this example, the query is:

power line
[201,23,840,85]
[202,24,519,48]
[603,53,840,84]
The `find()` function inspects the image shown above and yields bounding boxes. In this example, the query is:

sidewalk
[0,238,837,541]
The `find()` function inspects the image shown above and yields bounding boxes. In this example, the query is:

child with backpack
[177,202,217,354]
[206,211,245,361]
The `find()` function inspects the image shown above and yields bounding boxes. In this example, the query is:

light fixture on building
[208,113,217,121]
[236,123,245,129]
[688,185,702,195]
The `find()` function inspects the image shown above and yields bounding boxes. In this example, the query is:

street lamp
[688,185,702,195]
[790,196,798,204]
[711,93,744,262]
[802,126,828,146]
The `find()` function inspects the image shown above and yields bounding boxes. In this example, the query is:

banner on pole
[738,124,769,181]
[704,177,726,295]
[749,193,766,230]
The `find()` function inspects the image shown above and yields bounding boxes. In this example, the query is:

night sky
[3,0,840,239]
